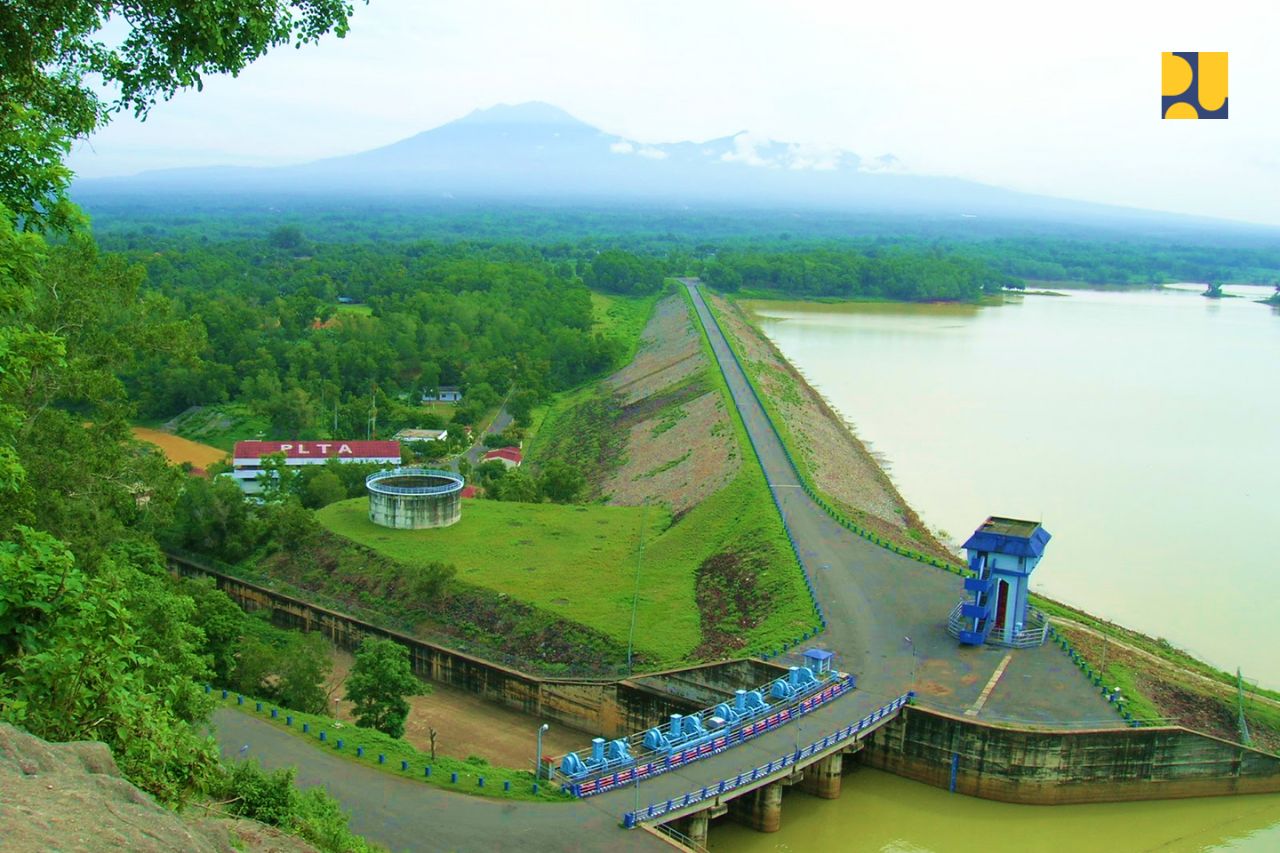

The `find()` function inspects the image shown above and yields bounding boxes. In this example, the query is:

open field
[317,497,701,662]
[317,475,813,665]
[323,648,586,768]
[131,426,227,467]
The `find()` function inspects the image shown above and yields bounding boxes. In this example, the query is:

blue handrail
[621,692,914,827]
[365,467,465,496]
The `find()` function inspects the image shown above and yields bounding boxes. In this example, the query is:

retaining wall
[171,554,726,738]
[859,706,1280,803]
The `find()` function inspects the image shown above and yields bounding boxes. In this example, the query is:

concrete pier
[729,780,784,833]
[798,752,844,799]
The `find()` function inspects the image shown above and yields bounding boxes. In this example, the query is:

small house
[422,386,463,403]
[482,447,523,469]
[394,428,448,443]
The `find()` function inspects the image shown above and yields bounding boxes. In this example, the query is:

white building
[229,440,401,494]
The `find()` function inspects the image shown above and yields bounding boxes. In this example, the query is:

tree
[303,469,346,509]
[275,632,332,714]
[538,460,585,504]
[343,637,424,738]
[508,389,539,428]
[1,1,361,231]
[494,468,541,503]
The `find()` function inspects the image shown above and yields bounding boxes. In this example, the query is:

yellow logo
[1162,52,1227,119]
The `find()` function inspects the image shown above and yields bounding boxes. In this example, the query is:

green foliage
[491,467,541,503]
[0,528,220,803]
[344,638,423,739]
[507,388,538,427]
[116,239,621,435]
[537,459,585,503]
[303,469,347,509]
[582,249,664,295]
[1,1,359,231]
[703,247,1013,301]
[209,761,376,853]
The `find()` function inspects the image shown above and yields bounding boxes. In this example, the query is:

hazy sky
[69,0,1280,224]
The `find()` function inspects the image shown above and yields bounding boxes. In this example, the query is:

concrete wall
[859,706,1280,803]
[368,488,461,529]
[171,555,716,739]
[629,659,789,708]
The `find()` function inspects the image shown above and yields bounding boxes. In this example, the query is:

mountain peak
[455,101,587,127]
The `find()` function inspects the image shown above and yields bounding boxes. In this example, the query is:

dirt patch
[323,649,587,768]
[592,294,740,514]
[709,291,956,563]
[132,426,227,468]
[692,551,770,659]
[609,296,703,404]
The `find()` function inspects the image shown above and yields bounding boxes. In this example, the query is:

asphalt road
[213,709,663,853]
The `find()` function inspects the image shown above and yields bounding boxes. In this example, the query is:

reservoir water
[714,286,1280,852]
[747,286,1280,688]
[708,766,1280,851]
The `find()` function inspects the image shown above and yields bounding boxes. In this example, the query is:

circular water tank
[366,467,464,529]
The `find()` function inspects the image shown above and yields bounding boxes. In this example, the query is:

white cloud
[608,140,635,154]
[636,146,667,160]
[720,132,774,167]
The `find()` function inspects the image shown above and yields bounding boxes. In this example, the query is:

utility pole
[1237,668,1253,747]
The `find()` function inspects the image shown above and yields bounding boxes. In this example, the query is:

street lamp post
[904,636,917,687]
[535,723,550,781]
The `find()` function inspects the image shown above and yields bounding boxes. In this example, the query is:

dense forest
[85,199,1280,287]
[120,235,626,434]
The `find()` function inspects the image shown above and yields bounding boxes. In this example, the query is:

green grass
[589,289,663,366]
[335,303,375,317]
[317,498,703,662]
[213,690,570,802]
[317,285,813,667]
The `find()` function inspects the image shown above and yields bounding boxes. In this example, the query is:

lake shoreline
[714,288,1280,745]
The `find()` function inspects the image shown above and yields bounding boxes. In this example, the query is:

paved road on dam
[213,708,665,853]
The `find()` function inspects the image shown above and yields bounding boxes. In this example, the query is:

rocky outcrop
[0,724,316,853]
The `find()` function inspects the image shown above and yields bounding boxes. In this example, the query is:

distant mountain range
[69,102,1260,231]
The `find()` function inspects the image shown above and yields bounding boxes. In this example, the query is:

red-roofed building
[230,440,401,494]
[482,447,523,468]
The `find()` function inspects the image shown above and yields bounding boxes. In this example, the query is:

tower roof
[962,516,1051,558]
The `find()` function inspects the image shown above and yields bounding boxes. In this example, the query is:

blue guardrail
[622,692,914,827]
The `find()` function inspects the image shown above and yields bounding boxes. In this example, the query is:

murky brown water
[748,286,1280,688]
[708,766,1280,851]
[733,285,1280,850]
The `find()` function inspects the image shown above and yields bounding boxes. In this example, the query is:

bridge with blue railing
[557,651,853,798]
[621,691,913,828]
